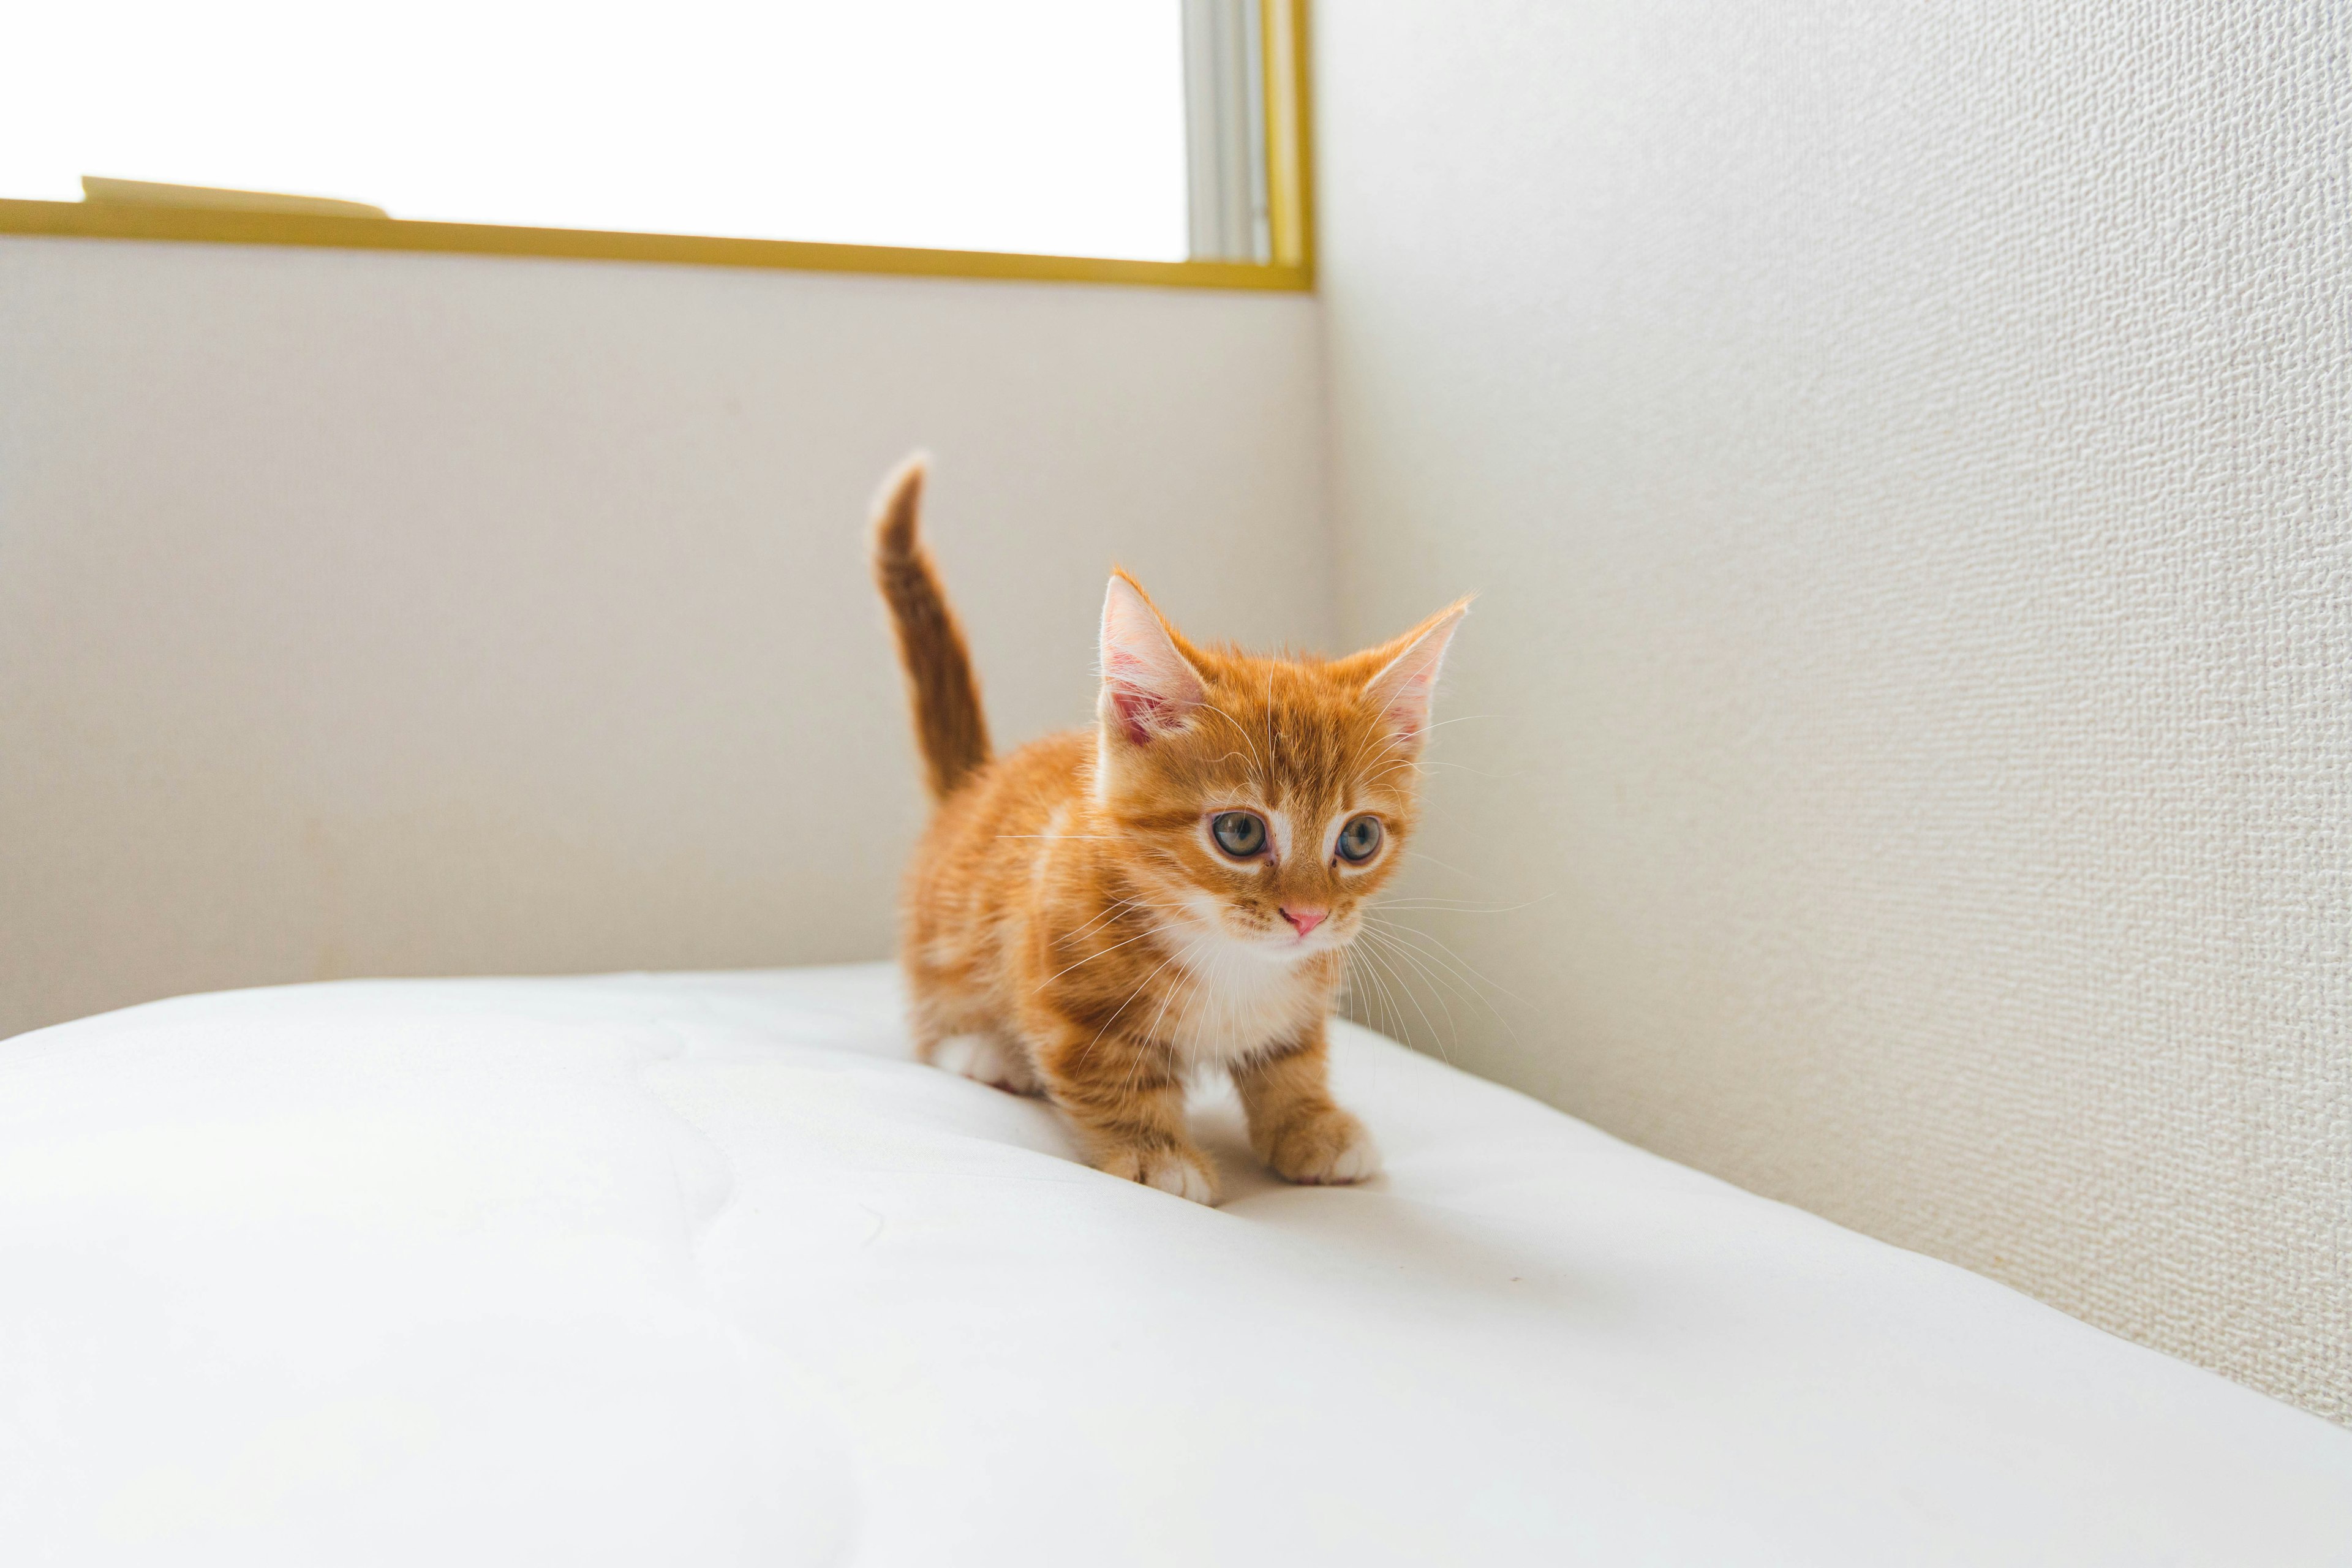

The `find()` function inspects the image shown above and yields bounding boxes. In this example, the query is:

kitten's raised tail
[872,455,993,802]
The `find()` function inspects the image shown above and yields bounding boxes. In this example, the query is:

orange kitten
[871,458,1467,1205]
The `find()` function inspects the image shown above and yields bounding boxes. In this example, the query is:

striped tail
[870,456,992,802]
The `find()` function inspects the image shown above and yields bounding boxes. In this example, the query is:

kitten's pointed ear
[1363,598,1471,752]
[1099,571,1206,745]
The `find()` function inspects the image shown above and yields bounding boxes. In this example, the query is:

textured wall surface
[0,238,1328,1039]
[1316,3,2349,1420]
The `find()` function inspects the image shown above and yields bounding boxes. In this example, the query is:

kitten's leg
[1033,1023,1219,1205]
[1233,1025,1382,1185]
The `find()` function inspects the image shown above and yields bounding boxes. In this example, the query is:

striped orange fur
[871,457,1467,1204]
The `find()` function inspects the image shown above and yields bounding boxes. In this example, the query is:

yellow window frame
[0,1,1312,292]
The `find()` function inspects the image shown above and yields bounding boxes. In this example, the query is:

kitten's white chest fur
[1161,939,1327,1066]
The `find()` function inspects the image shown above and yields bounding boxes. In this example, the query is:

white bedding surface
[1,966,2345,1566]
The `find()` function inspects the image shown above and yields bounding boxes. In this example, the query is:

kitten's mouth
[1257,921,1351,957]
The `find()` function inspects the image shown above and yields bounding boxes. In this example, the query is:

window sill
[0,198,1312,293]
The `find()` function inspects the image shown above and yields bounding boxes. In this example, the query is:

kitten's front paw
[1099,1144,1221,1205]
[1265,1109,1381,1185]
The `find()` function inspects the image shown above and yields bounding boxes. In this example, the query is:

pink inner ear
[1366,605,1466,746]
[1099,575,1205,745]
[1111,686,1174,745]
[1106,650,1178,744]
[1384,674,1438,741]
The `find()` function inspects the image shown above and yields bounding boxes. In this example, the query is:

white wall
[0,238,1328,1039]
[1316,4,2348,1421]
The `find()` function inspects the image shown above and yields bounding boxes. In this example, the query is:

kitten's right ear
[1362,597,1471,753]
[1099,571,1205,745]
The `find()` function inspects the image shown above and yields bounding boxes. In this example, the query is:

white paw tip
[1327,1134,1382,1183]
[1284,1123,1382,1185]
[932,1033,1028,1091]
[1131,1153,1219,1205]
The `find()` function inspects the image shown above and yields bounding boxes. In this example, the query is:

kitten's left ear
[1363,598,1471,751]
[1099,570,1207,746]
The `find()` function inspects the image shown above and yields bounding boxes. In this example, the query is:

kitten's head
[1091,570,1467,963]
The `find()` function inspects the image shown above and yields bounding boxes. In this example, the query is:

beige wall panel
[0,238,1329,1038]
[1315,2,2348,1421]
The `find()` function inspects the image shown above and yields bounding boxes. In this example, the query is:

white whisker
[1357,919,1528,1045]
[1371,893,1555,916]
[1362,928,1464,1054]
[1352,930,1453,1065]
[1034,924,1161,990]
[1079,945,1187,1065]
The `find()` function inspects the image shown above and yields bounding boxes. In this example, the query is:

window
[0,0,1310,289]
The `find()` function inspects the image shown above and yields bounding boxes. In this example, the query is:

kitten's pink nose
[1281,906,1328,938]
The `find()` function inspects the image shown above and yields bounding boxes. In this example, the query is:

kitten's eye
[1211,811,1268,858]
[1336,815,1384,863]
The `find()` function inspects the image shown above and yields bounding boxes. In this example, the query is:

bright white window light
[0,0,1191,261]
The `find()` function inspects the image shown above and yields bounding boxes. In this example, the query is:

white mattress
[2,966,2345,1566]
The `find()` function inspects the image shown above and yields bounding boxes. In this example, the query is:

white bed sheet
[1,965,2345,1566]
